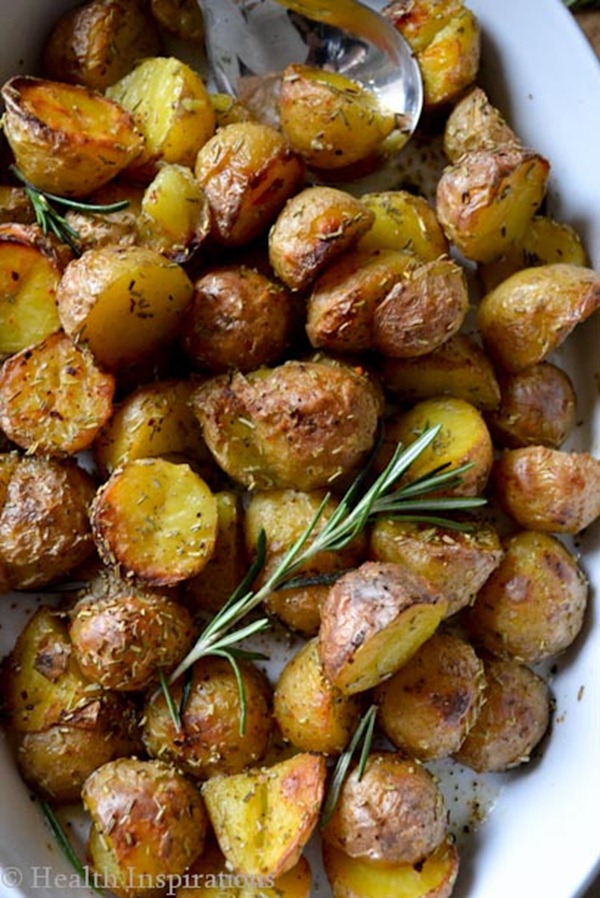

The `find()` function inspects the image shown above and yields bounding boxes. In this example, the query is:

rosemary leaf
[158,668,183,732]
[320,704,378,829]
[40,800,105,896]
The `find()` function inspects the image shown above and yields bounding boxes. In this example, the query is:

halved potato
[358,190,448,260]
[1,76,143,197]
[202,752,326,878]
[138,163,210,263]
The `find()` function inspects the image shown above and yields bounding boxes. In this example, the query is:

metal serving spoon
[196,0,423,146]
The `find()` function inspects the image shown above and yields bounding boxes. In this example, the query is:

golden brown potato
[191,360,383,492]
[381,397,494,497]
[2,605,104,733]
[244,488,367,635]
[369,517,503,618]
[467,530,588,663]
[1,76,143,197]
[142,656,272,779]
[443,86,519,163]
[64,181,144,252]
[138,164,211,263]
[380,333,501,411]
[182,265,294,373]
[57,245,194,370]
[476,263,600,372]
[384,0,480,109]
[0,455,96,591]
[453,656,551,772]
[318,561,448,695]
[93,379,211,478]
[15,692,140,803]
[202,752,326,878]
[91,457,218,586]
[494,446,600,533]
[0,223,62,359]
[268,186,374,292]
[274,638,362,755]
[323,838,460,898]
[279,64,395,170]
[375,632,485,761]
[321,751,448,865]
[0,331,115,456]
[358,190,449,260]
[83,757,208,898]
[70,580,195,690]
[478,215,588,292]
[150,0,205,43]
[486,362,577,449]
[106,56,215,179]
[436,146,550,262]
[42,0,162,91]
[195,122,304,247]
[372,256,469,357]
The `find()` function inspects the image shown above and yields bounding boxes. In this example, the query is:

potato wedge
[358,190,449,260]
[106,56,215,178]
[0,223,62,358]
[91,457,218,585]
[1,76,143,197]
[202,753,326,878]
[0,331,115,456]
[318,561,448,694]
[476,263,600,372]
[57,245,194,370]
[323,838,460,898]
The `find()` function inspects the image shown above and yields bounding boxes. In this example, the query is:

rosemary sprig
[10,165,129,255]
[320,704,378,829]
[158,668,183,732]
[40,800,105,896]
[169,424,485,686]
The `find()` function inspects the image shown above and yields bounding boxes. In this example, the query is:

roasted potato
[0,455,96,591]
[195,122,304,247]
[0,186,35,225]
[191,360,383,492]
[318,561,448,694]
[268,186,374,291]
[63,181,144,252]
[476,263,600,372]
[69,577,195,690]
[142,656,273,779]
[486,362,577,450]
[244,488,367,635]
[436,145,550,262]
[453,656,551,772]
[279,64,395,170]
[138,163,211,263]
[150,0,205,43]
[321,751,448,865]
[182,265,294,373]
[106,56,215,179]
[369,517,503,618]
[56,245,194,370]
[210,92,255,128]
[323,838,460,898]
[0,223,62,359]
[494,446,600,533]
[1,76,143,197]
[0,331,115,456]
[42,0,162,91]
[467,530,588,663]
[274,638,362,755]
[443,86,518,163]
[94,379,211,478]
[83,757,208,898]
[375,632,485,761]
[91,457,218,586]
[202,752,326,878]
[358,190,449,260]
[380,333,501,411]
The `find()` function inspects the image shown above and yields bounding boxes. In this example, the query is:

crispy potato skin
[453,656,550,772]
[191,361,383,491]
[321,751,447,865]
[494,446,600,533]
[443,86,518,163]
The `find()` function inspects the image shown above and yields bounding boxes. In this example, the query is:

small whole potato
[466,530,588,663]
[375,632,485,761]
[142,656,272,779]
[321,751,448,865]
[453,656,551,772]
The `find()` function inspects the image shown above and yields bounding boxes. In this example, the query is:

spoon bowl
[197,0,423,147]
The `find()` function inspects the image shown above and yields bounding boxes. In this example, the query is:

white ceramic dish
[1,2,599,897]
